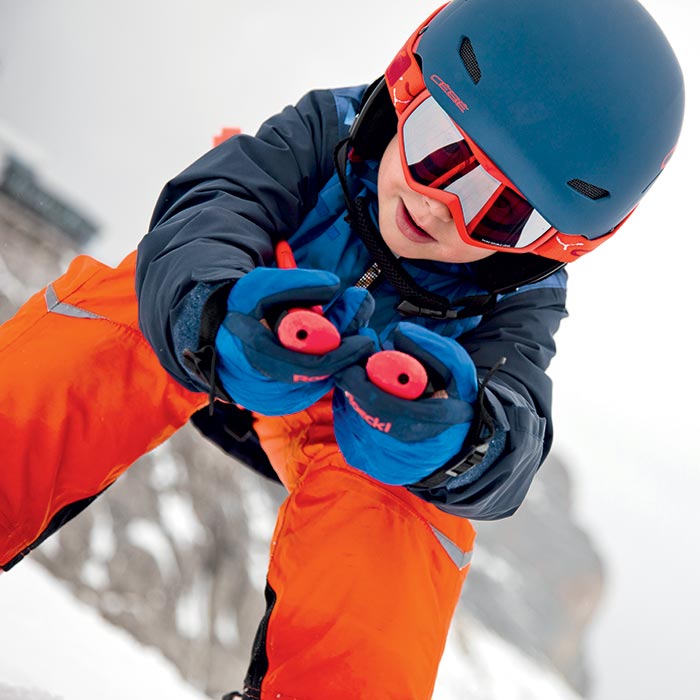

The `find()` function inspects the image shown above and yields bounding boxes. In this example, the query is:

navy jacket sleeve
[408,275,568,520]
[135,89,344,389]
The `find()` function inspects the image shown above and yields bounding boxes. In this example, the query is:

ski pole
[212,127,241,147]
[274,241,342,354]
[274,242,429,399]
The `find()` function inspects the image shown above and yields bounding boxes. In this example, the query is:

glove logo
[344,391,392,433]
[293,373,330,383]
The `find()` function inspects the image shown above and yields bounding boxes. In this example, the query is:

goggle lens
[399,94,555,250]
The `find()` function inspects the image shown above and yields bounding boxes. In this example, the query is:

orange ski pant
[250,402,476,700]
[0,252,208,568]
[0,252,476,699]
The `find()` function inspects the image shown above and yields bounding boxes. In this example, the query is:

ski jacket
[135,85,568,521]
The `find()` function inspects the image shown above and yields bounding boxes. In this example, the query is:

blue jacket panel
[136,85,568,521]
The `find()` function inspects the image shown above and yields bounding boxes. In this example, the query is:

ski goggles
[397,90,560,252]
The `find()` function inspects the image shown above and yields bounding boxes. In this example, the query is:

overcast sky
[1,1,698,698]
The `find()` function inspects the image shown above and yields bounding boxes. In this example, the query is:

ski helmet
[366,0,684,265]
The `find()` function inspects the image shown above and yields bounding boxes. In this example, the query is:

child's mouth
[396,201,436,243]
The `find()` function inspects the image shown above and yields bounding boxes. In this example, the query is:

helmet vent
[567,179,610,200]
[459,38,481,85]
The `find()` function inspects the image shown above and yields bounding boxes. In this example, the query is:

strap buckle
[413,439,491,490]
[444,441,491,477]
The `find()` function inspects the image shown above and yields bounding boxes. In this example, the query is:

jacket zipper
[354,262,382,291]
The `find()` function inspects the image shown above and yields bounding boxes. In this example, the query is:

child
[0,1,684,698]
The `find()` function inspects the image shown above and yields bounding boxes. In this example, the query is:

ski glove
[333,323,478,485]
[215,267,376,415]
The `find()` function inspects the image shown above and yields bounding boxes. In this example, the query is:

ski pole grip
[365,350,429,400]
[274,241,341,355]
[276,309,341,354]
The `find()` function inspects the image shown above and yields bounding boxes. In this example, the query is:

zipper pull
[355,262,382,290]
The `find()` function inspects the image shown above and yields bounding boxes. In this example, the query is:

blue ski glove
[215,267,376,415]
[332,322,479,485]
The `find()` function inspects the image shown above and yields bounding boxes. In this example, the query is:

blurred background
[1,1,698,699]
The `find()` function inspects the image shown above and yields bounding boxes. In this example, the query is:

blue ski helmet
[383,0,685,262]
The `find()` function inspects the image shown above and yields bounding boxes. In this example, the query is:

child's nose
[423,196,453,223]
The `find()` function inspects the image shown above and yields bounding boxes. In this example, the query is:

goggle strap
[348,195,450,310]
[472,252,566,294]
[346,78,398,162]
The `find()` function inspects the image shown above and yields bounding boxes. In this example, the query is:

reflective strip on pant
[0,252,207,568]
[250,401,476,700]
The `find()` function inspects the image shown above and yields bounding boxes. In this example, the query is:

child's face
[377,136,495,264]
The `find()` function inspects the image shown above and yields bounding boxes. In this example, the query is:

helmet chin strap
[333,82,566,319]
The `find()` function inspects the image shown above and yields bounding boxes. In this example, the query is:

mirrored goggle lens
[400,95,553,249]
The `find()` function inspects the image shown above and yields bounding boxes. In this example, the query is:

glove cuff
[179,281,237,413]
[197,281,236,349]
[410,357,505,490]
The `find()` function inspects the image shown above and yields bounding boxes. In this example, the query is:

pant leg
[246,399,476,700]
[0,252,207,569]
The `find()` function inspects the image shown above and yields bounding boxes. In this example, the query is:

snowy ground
[0,560,581,700]
[0,561,207,700]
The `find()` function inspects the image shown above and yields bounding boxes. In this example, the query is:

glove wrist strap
[411,357,506,490]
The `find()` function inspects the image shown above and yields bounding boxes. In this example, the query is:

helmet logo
[430,74,469,113]
[555,235,586,253]
[391,78,413,108]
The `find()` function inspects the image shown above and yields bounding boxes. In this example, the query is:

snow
[79,557,110,590]
[0,686,60,700]
[125,518,178,579]
[149,443,185,491]
[0,560,207,700]
[214,611,241,647]
[159,491,207,548]
[470,546,523,588]
[237,471,280,587]
[175,571,210,640]
[79,507,116,589]
[0,253,32,306]
[438,620,582,700]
